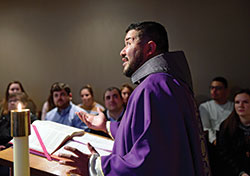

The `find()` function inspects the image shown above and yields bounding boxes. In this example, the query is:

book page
[54,133,114,157]
[73,133,114,152]
[29,120,84,154]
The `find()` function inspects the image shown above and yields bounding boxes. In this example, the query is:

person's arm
[199,105,215,143]
[41,101,49,120]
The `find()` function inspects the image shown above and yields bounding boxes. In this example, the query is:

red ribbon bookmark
[32,124,52,161]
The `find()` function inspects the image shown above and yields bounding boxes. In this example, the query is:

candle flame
[17,103,22,111]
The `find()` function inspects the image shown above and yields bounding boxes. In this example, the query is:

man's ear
[144,41,157,58]
[69,93,73,100]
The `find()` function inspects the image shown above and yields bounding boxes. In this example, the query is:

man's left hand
[59,143,97,175]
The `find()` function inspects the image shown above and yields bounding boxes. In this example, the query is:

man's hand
[76,107,107,133]
[212,139,217,146]
[59,143,98,176]
[0,145,6,151]
[241,173,249,176]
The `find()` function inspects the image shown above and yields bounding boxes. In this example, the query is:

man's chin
[123,68,133,78]
[57,104,68,109]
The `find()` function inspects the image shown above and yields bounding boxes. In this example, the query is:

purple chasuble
[101,73,210,175]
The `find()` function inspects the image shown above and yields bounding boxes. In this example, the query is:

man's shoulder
[140,72,170,87]
[146,72,171,80]
[199,100,214,107]
[142,72,186,92]
[45,108,57,120]
[225,100,234,106]
[132,73,177,99]
[46,107,57,116]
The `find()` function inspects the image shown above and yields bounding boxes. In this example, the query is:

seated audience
[0,92,37,149]
[0,81,37,116]
[45,82,88,130]
[120,83,134,106]
[103,87,125,121]
[78,84,104,115]
[41,82,57,120]
[217,89,250,176]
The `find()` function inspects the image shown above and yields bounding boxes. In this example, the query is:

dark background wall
[0,0,249,110]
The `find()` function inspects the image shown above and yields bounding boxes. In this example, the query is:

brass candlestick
[11,107,31,176]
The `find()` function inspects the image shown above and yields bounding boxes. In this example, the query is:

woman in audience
[120,83,134,106]
[0,81,37,116]
[217,88,250,176]
[0,92,37,150]
[78,84,104,115]
[41,82,57,120]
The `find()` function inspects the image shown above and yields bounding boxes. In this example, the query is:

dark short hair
[103,87,122,100]
[212,77,228,88]
[51,82,71,95]
[125,21,169,53]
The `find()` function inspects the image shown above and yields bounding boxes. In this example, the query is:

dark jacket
[217,121,250,176]
[0,112,37,147]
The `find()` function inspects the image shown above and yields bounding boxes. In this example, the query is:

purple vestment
[101,73,210,175]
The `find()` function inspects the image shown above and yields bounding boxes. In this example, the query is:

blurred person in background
[45,82,88,130]
[78,84,104,115]
[0,81,37,116]
[0,92,37,150]
[41,82,57,120]
[217,89,250,176]
[120,83,134,106]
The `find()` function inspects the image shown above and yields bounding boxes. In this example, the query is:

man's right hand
[76,107,107,133]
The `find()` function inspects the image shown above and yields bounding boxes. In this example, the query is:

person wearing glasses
[199,76,234,145]
[199,76,234,175]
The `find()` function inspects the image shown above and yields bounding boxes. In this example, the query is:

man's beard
[123,53,144,78]
[56,100,69,110]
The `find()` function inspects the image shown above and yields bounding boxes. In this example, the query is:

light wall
[0,0,249,110]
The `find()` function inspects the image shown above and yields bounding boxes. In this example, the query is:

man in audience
[199,76,234,175]
[199,76,234,145]
[103,87,125,121]
[45,82,88,130]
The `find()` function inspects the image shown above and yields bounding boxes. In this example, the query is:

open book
[10,120,114,160]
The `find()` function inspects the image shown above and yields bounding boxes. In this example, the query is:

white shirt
[199,100,234,143]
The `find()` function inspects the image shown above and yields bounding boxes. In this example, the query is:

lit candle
[11,103,31,176]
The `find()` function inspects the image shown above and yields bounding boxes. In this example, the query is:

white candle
[13,137,30,176]
[11,103,31,176]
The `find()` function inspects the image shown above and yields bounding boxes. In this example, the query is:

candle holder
[11,109,31,137]
[11,108,31,176]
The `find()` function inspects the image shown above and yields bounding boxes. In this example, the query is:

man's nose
[211,89,216,93]
[120,47,126,57]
